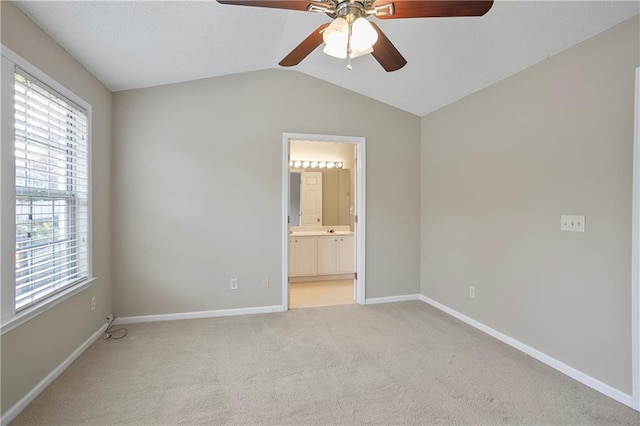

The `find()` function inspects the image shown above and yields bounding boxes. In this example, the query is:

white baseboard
[419,295,634,409]
[1,323,108,426]
[365,294,421,305]
[113,305,286,325]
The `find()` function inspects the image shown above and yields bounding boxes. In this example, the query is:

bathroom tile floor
[289,280,355,309]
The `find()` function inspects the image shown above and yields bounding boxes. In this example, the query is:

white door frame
[282,132,366,310]
[632,66,640,411]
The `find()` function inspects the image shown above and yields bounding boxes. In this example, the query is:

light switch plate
[561,215,586,233]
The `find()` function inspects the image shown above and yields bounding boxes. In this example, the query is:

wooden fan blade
[370,22,406,72]
[373,0,493,19]
[279,23,330,67]
[217,0,326,12]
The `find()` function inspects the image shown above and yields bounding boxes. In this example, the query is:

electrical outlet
[230,278,238,290]
[262,277,269,288]
[91,296,96,311]
[106,313,114,323]
[469,286,475,299]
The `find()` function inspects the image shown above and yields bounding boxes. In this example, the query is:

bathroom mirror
[290,168,350,227]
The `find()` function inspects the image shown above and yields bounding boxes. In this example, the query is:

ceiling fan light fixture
[322,17,348,58]
[350,17,378,51]
[323,43,347,59]
[349,46,373,59]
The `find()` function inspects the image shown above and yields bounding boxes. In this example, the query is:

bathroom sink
[290,230,353,236]
[290,231,323,236]
[290,226,352,236]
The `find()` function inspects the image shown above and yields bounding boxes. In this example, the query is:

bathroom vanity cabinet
[289,236,317,276]
[317,235,354,275]
[289,234,354,277]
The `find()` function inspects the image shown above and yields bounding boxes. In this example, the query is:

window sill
[1,277,96,336]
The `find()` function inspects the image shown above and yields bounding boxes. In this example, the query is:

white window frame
[1,45,95,335]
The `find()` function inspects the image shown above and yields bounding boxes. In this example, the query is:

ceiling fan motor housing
[320,0,393,21]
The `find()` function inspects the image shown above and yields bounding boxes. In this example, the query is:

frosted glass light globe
[351,17,378,51]
[323,17,348,58]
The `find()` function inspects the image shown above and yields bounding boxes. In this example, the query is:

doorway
[282,133,366,310]
[632,67,640,410]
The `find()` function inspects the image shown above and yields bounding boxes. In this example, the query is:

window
[13,67,90,311]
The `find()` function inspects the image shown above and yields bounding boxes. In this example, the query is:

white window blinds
[14,67,90,311]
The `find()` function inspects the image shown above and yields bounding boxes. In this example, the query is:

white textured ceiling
[12,1,640,116]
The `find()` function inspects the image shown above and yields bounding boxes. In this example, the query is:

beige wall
[0,2,112,414]
[112,70,421,317]
[421,15,640,394]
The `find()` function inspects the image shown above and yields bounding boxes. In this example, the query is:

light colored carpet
[289,280,354,309]
[11,301,640,425]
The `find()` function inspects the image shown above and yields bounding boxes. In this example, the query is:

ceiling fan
[217,0,494,72]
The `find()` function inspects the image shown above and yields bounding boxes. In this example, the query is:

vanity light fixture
[290,160,344,169]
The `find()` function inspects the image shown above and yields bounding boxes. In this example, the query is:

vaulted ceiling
[13,1,640,116]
